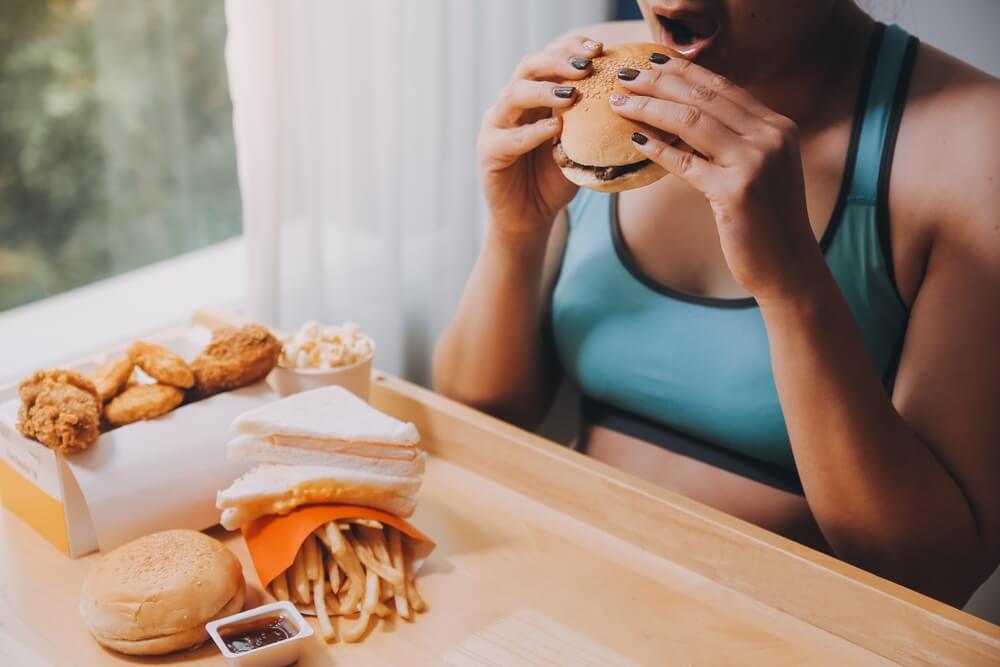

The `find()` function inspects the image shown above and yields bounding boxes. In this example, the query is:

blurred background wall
[864,0,1000,76]
[225,0,609,385]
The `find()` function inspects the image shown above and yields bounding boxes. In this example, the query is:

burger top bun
[557,42,680,168]
[80,529,245,655]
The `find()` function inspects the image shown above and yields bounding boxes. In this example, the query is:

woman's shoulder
[558,20,648,46]
[893,42,999,235]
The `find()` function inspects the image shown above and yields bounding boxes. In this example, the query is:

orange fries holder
[242,504,435,605]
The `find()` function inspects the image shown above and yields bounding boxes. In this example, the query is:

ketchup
[220,614,299,654]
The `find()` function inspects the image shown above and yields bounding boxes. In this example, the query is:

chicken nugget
[190,324,281,399]
[91,357,134,402]
[128,341,194,389]
[18,370,101,454]
[104,384,185,426]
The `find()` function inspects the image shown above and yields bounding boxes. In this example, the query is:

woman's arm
[760,250,1000,605]
[433,33,611,427]
[613,56,1000,603]
[760,89,1000,604]
[433,216,567,428]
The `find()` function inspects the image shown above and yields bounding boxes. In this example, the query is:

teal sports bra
[551,24,918,490]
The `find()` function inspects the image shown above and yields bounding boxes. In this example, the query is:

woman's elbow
[830,531,997,607]
[432,334,550,429]
[433,376,548,431]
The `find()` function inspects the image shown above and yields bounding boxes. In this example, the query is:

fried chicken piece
[128,341,194,389]
[190,324,281,399]
[91,357,134,402]
[17,370,102,454]
[104,383,185,426]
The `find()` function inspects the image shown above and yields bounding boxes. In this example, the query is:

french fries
[271,569,290,602]
[290,544,311,604]
[266,519,426,643]
[387,526,410,620]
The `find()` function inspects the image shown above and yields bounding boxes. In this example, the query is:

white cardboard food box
[0,326,277,558]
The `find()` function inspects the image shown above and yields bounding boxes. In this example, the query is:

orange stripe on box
[0,459,70,556]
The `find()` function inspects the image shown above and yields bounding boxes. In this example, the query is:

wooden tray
[1,316,998,666]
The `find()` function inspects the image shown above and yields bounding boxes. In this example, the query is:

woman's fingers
[649,56,773,120]
[513,36,602,81]
[489,80,577,128]
[479,36,602,170]
[629,130,716,189]
[609,93,743,163]
[618,68,759,135]
[479,116,561,170]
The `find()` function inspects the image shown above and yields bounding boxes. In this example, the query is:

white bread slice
[227,435,426,477]
[216,464,420,529]
[231,386,419,444]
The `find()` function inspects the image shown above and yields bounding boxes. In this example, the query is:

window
[0,0,240,312]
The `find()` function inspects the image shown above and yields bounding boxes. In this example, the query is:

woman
[433,0,999,606]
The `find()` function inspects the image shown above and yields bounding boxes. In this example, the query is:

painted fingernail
[631,132,648,145]
[570,57,592,70]
[553,85,576,99]
[583,39,601,51]
[610,93,629,107]
[618,68,640,81]
[650,52,671,64]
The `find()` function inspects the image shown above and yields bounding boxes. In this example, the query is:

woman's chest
[616,130,850,301]
[551,219,793,467]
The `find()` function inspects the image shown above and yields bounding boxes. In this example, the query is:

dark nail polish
[618,68,640,81]
[553,86,576,99]
[631,132,648,145]
[570,57,591,70]
[650,52,671,64]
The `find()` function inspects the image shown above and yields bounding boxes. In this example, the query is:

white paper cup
[271,351,373,401]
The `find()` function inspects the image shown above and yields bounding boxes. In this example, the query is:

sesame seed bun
[554,42,680,192]
[80,530,245,656]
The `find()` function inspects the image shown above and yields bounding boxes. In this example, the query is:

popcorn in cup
[272,321,375,400]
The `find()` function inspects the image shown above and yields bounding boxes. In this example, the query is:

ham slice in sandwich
[217,386,424,530]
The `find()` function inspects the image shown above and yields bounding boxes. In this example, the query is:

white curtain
[224,0,609,382]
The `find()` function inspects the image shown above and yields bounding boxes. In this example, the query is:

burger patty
[553,142,651,182]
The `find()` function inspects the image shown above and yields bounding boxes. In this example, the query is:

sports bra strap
[848,24,918,202]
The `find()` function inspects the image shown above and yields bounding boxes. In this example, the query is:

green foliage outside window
[0,0,240,311]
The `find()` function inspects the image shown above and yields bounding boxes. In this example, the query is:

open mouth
[654,10,719,59]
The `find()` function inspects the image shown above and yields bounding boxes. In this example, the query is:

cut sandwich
[553,42,681,193]
[217,464,421,529]
[227,434,427,477]
[218,385,425,530]
[232,384,419,445]
[227,385,422,474]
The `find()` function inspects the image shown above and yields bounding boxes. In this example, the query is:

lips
[654,9,719,59]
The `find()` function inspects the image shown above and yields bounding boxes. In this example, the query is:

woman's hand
[611,57,826,301]
[477,36,603,235]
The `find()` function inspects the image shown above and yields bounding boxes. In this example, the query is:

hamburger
[80,530,245,656]
[553,42,681,192]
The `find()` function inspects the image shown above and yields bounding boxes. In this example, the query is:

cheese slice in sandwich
[217,464,421,530]
[227,434,426,477]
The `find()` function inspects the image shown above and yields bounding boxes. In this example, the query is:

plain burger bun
[80,529,245,656]
[554,42,680,193]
